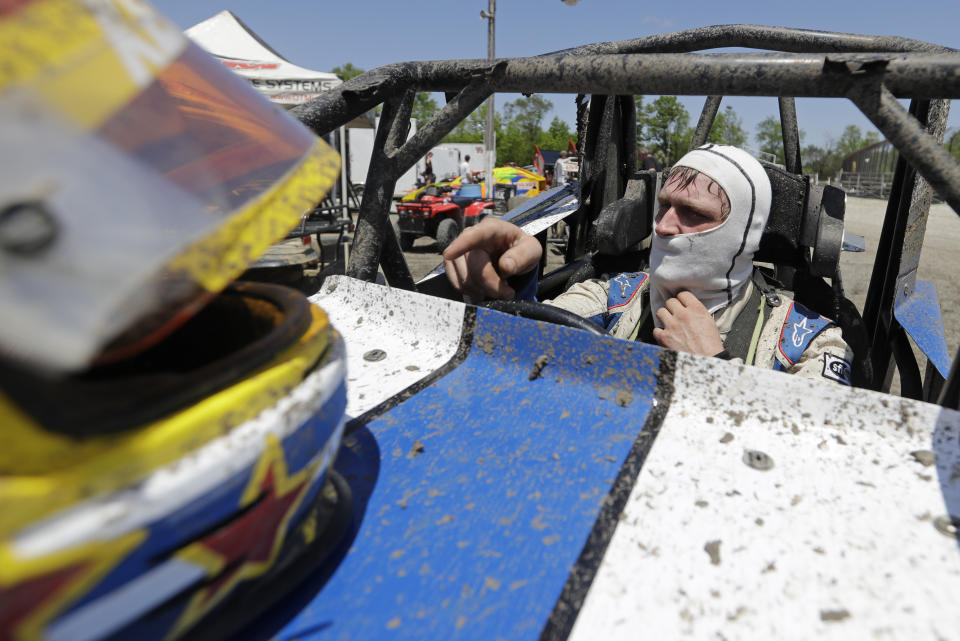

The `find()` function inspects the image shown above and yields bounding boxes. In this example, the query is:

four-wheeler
[394,183,489,251]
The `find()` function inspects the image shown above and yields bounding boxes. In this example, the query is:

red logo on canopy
[222,61,279,70]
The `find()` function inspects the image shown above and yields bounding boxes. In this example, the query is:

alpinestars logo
[792,316,814,348]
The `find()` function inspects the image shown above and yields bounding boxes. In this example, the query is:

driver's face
[655,172,728,237]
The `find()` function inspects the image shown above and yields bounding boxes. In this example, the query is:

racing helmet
[0,0,349,639]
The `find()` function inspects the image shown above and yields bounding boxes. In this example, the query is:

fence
[838,171,895,199]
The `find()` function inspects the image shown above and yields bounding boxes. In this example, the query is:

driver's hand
[652,291,725,356]
[443,218,542,299]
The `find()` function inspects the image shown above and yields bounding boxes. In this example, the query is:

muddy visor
[0,0,340,372]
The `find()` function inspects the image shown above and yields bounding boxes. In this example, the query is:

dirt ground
[396,198,960,379]
[841,197,960,363]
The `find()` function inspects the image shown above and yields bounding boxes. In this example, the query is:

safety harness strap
[722,280,764,363]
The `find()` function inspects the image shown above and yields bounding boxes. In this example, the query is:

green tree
[412,93,439,126]
[947,128,960,163]
[804,125,881,179]
[754,116,808,165]
[444,103,493,143]
[638,96,690,165]
[540,116,575,152]
[708,106,747,147]
[497,95,554,165]
[755,116,785,163]
[835,125,880,159]
[331,62,365,82]
[802,144,834,178]
[503,96,553,138]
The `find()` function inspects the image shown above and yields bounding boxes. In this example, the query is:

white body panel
[311,276,466,418]
[570,351,960,640]
[309,277,960,638]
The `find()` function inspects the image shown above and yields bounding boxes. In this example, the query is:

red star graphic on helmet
[171,439,315,636]
[0,563,88,641]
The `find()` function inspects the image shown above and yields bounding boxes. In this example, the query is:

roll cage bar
[291,24,960,408]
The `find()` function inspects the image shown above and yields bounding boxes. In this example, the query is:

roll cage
[291,25,960,408]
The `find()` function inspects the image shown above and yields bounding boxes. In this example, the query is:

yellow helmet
[0,1,348,639]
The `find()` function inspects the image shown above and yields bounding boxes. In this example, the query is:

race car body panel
[251,276,960,640]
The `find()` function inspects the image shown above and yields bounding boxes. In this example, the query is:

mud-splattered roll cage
[291,25,960,407]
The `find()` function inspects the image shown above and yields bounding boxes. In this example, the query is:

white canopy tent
[185,11,342,106]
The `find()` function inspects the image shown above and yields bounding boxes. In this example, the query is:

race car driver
[443,144,854,384]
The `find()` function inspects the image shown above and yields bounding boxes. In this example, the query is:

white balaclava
[649,144,772,327]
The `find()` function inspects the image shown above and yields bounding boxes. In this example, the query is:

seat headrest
[590,171,658,255]
[756,162,845,278]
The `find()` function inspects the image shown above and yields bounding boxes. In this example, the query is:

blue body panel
[895,279,951,378]
[271,308,663,640]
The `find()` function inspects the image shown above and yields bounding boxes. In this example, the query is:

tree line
[634,96,888,180]
[333,65,960,178]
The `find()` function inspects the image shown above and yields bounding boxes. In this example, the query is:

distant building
[840,141,898,199]
[843,140,898,175]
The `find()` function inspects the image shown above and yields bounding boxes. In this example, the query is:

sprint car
[5,4,960,640]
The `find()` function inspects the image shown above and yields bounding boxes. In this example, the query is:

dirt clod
[529,355,549,380]
[407,440,425,458]
[704,540,722,565]
[820,609,851,622]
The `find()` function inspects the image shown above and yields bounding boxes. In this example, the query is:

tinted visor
[0,0,340,371]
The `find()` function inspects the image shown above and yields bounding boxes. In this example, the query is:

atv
[394,182,489,251]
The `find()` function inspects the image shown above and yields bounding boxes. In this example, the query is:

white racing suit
[545,271,854,385]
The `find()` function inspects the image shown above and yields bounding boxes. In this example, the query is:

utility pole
[480,0,496,201]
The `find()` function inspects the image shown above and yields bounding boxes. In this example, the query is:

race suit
[545,271,854,385]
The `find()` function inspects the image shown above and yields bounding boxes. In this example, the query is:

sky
[155,0,960,149]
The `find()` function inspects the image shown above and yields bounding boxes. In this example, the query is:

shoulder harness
[724,271,835,370]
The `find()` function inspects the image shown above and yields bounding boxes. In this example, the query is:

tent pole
[339,125,348,216]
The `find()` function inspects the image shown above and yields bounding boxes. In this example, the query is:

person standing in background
[639,147,663,172]
[460,154,474,183]
[421,151,435,186]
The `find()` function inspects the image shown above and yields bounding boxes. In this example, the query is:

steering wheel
[481,299,609,336]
